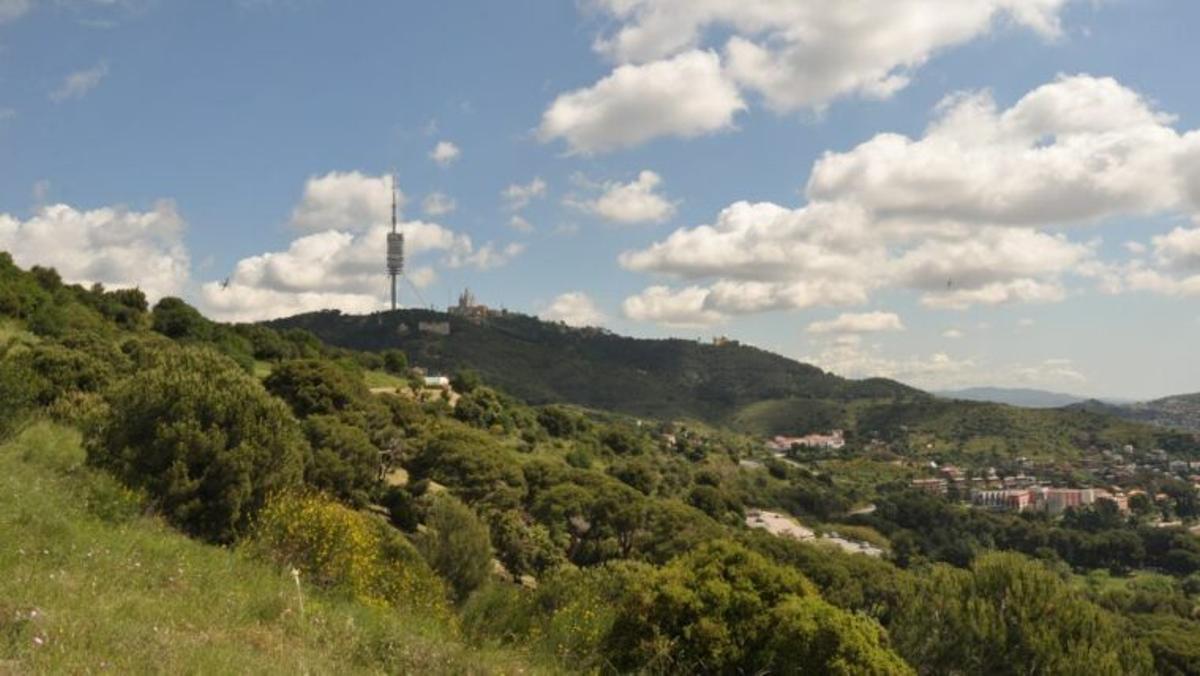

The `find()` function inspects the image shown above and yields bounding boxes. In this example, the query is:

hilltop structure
[448,288,498,322]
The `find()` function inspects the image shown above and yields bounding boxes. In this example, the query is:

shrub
[380,486,420,531]
[413,494,493,602]
[248,491,450,616]
[151,297,212,341]
[603,540,910,674]
[87,346,306,542]
[0,357,42,436]
[381,349,408,375]
[892,552,1153,674]
[487,510,564,578]
[408,426,526,510]
[303,415,380,506]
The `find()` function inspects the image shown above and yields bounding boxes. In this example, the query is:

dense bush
[151,297,212,341]
[0,357,42,436]
[381,349,408,374]
[413,494,493,602]
[248,491,450,615]
[487,510,564,577]
[87,346,306,542]
[408,426,527,510]
[892,552,1153,674]
[604,540,910,674]
[302,415,380,506]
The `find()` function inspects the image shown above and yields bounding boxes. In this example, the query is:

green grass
[363,369,407,390]
[252,360,274,379]
[0,422,546,675]
[0,318,36,347]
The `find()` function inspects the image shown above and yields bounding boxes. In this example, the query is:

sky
[2,0,1199,400]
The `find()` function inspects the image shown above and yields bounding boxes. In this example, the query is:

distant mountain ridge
[1071,393,1200,433]
[934,387,1087,409]
[265,309,924,424]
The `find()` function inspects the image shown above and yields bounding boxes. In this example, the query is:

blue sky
[2,0,1199,399]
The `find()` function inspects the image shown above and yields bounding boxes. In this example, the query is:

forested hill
[1071,393,1200,433]
[265,309,924,423]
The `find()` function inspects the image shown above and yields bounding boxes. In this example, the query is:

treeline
[1,252,1198,673]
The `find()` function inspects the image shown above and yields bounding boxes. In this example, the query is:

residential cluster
[766,430,846,453]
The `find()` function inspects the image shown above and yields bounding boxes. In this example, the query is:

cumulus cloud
[619,75,1200,325]
[569,170,677,224]
[943,328,965,339]
[290,171,400,232]
[422,192,457,216]
[546,0,1075,151]
[429,140,461,167]
[541,292,606,327]
[1152,226,1200,272]
[807,312,905,334]
[502,177,547,210]
[0,201,188,300]
[807,76,1187,227]
[803,341,977,390]
[622,285,725,327]
[50,61,110,102]
[539,50,745,154]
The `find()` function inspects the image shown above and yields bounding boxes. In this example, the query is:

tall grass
[0,421,546,674]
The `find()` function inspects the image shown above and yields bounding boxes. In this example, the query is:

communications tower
[386,173,404,311]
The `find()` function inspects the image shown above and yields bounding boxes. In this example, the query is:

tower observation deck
[386,173,404,311]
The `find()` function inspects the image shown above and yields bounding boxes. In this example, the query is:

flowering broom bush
[248,491,451,620]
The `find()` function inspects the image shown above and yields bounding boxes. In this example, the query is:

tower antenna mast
[385,172,405,311]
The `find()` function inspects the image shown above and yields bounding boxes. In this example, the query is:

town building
[911,478,948,495]
[765,430,846,452]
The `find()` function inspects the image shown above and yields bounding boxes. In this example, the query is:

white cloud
[552,1,1075,151]
[50,61,110,102]
[429,141,461,168]
[0,201,188,300]
[541,292,606,327]
[618,75,1200,324]
[569,170,677,224]
[290,171,400,232]
[621,285,725,327]
[803,341,977,390]
[509,215,535,233]
[807,312,905,334]
[803,341,1088,391]
[943,328,965,339]
[807,76,1188,227]
[1152,226,1200,272]
[422,192,457,217]
[1018,318,1036,327]
[502,177,547,210]
[539,50,745,154]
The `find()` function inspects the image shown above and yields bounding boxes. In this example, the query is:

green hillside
[1072,394,1200,434]
[264,309,923,424]
[0,422,537,675]
[266,309,1199,463]
[7,254,1200,673]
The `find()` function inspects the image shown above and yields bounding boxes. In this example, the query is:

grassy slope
[0,422,541,675]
